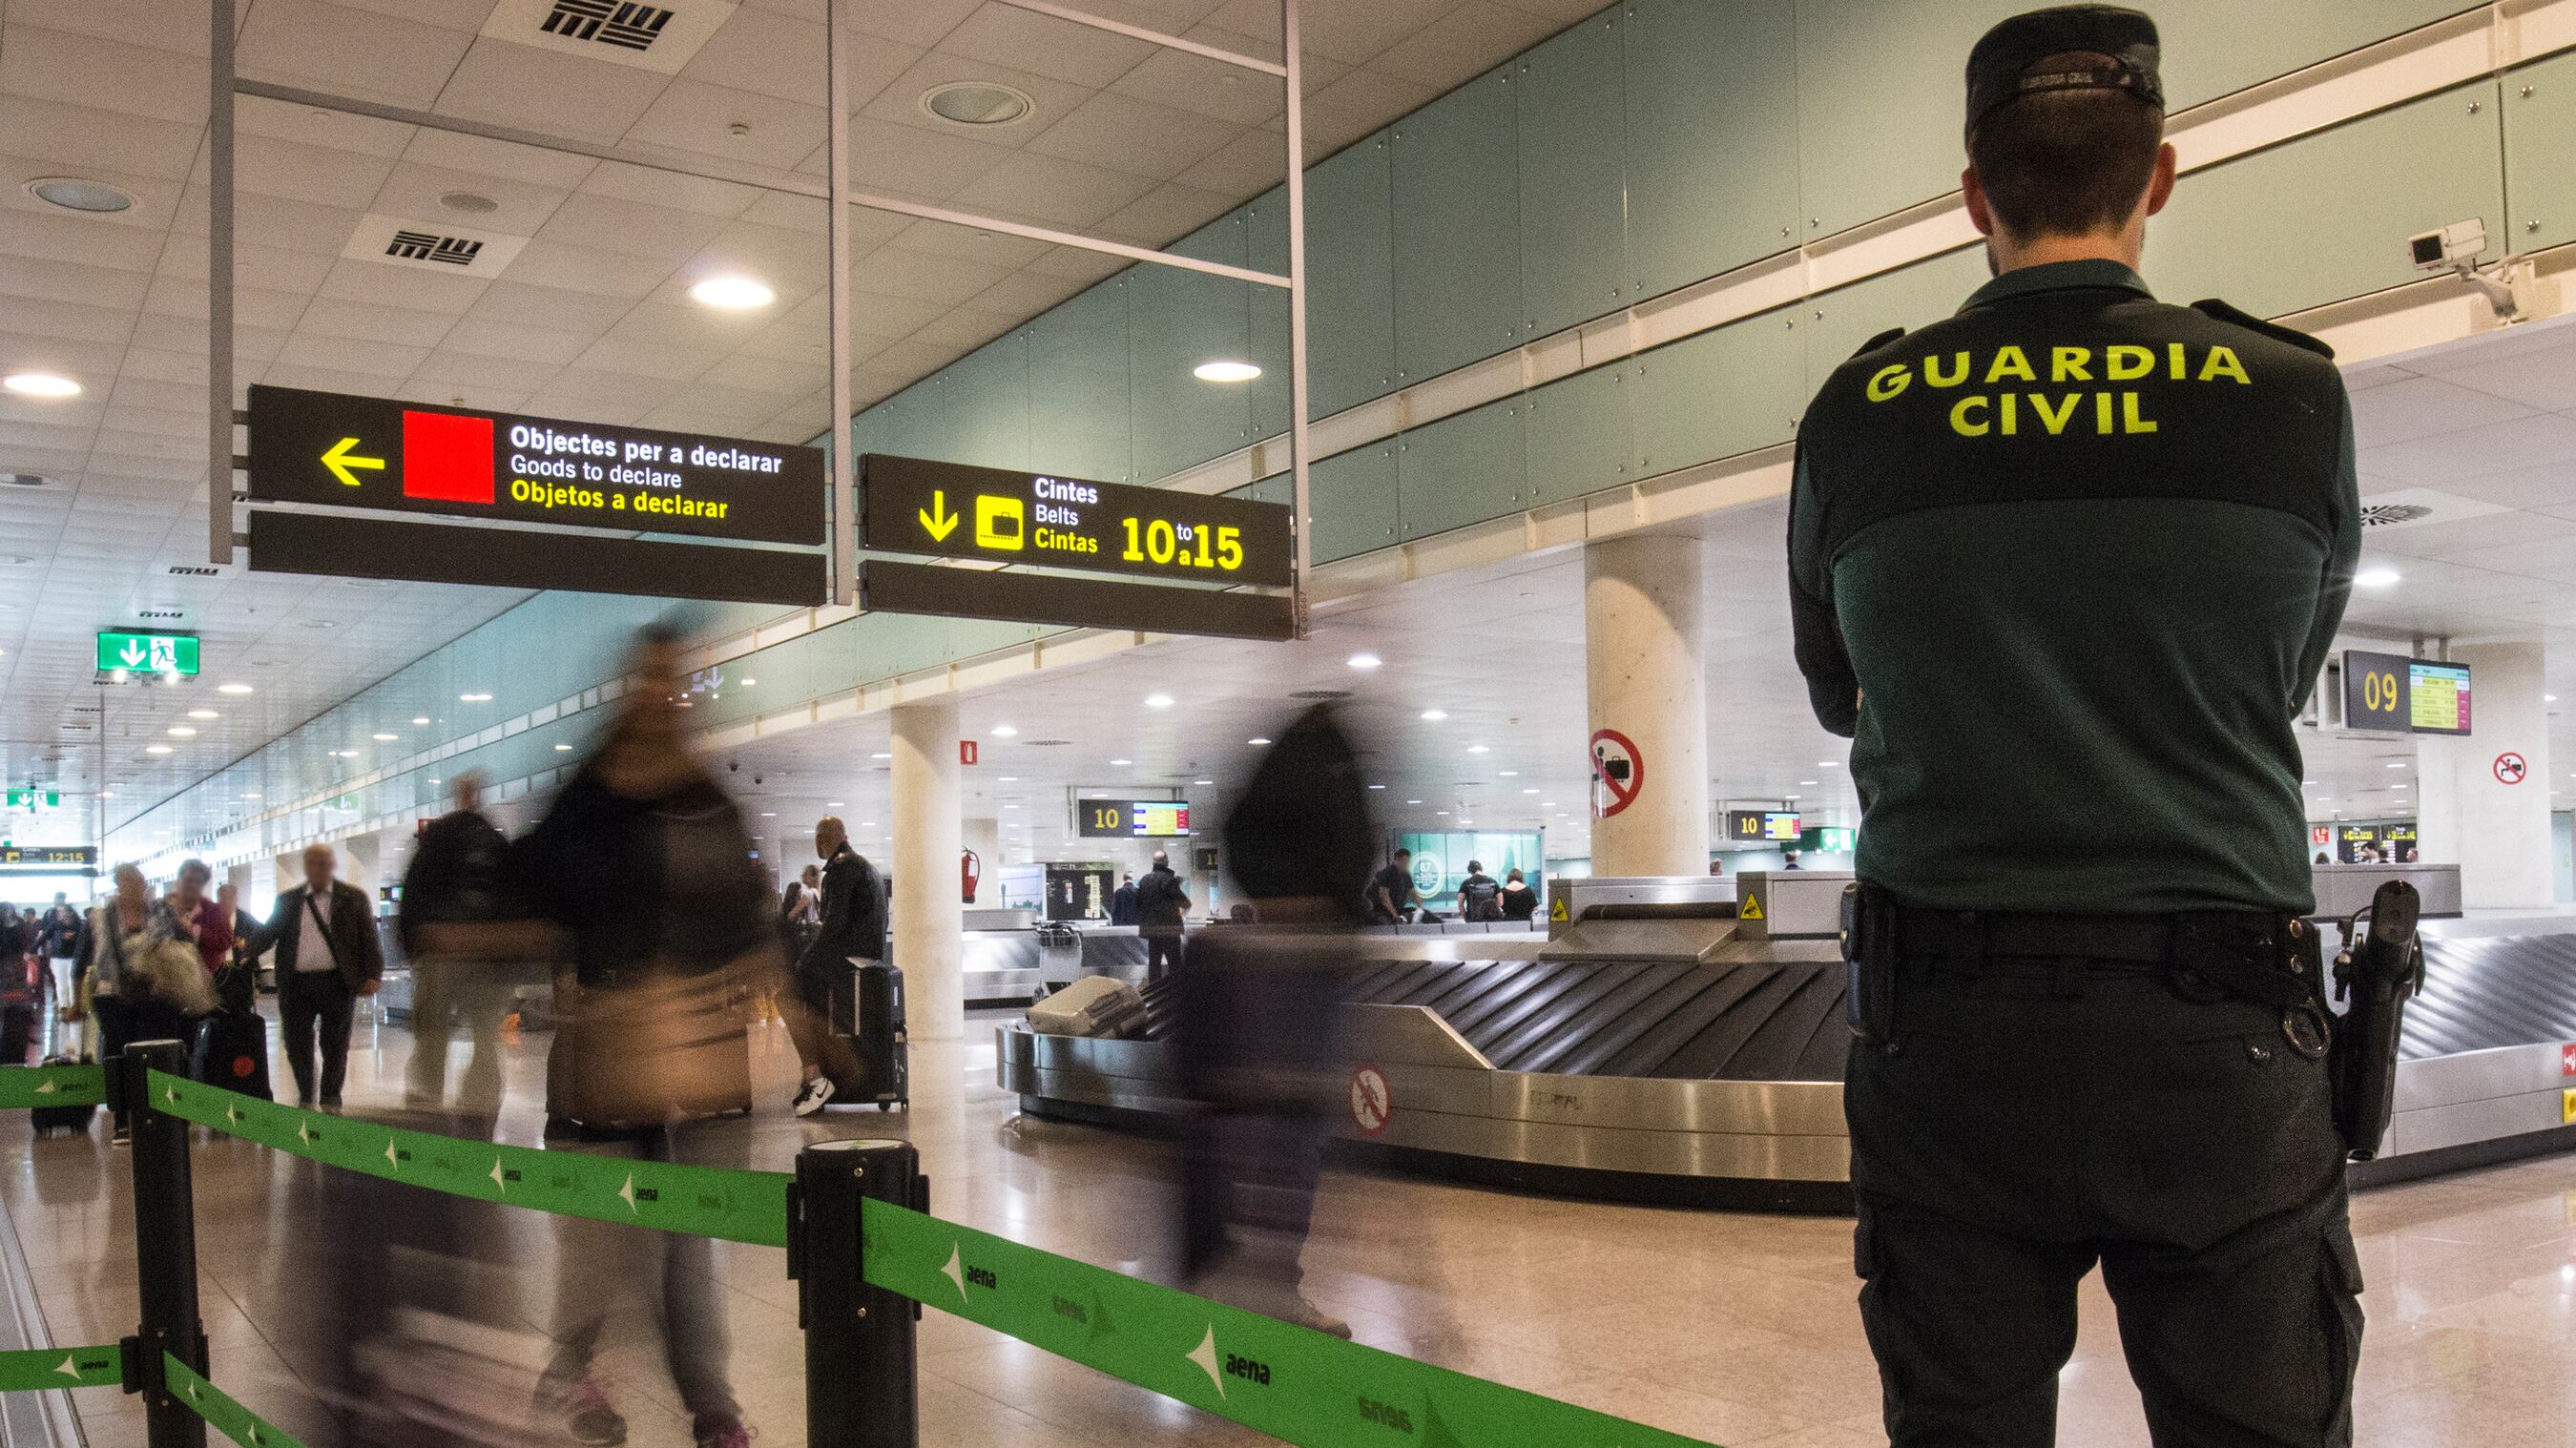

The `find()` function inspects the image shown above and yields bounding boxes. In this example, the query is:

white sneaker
[791,1076,837,1117]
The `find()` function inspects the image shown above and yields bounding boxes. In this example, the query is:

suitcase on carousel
[1028,974,1146,1040]
[190,1008,273,1099]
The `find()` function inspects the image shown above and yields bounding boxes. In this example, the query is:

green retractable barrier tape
[859,1197,1724,1448]
[166,1353,305,1448]
[0,1344,121,1393]
[148,1073,791,1248]
[0,1064,106,1108]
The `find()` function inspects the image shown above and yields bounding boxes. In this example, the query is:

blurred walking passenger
[168,859,232,977]
[38,893,82,1030]
[87,863,213,1141]
[786,815,877,1117]
[400,774,515,1114]
[509,623,756,1448]
[249,844,383,1108]
[1174,704,1374,1339]
[1135,849,1190,983]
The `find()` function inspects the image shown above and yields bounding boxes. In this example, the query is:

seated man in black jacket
[787,816,876,1116]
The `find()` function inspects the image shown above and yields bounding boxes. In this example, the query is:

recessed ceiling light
[438,190,500,215]
[554,743,572,752]
[1144,693,1174,709]
[690,276,775,309]
[991,724,1018,736]
[218,683,253,695]
[3,372,80,398]
[187,709,218,720]
[869,753,890,761]
[0,472,51,488]
[1435,810,1449,817]
[741,677,757,686]
[1819,760,1839,768]
[1194,778,1214,785]
[2385,761,2406,769]
[1467,745,1489,755]
[1405,799,1422,805]
[1367,784,1386,790]
[828,801,845,808]
[1111,758,1132,766]
[1195,361,1261,383]
[460,692,492,702]
[412,715,430,725]
[372,732,398,741]
[1499,770,1518,777]
[1247,736,1271,746]
[1800,779,1818,786]
[1344,652,1382,670]
[2355,568,2400,589]
[759,812,777,817]
[241,793,260,800]
[1523,788,1539,794]
[922,81,1034,127]
[146,744,171,755]
[167,726,196,737]
[26,176,135,213]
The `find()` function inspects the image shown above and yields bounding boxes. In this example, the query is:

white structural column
[1583,533,1710,877]
[2417,641,2552,908]
[891,695,964,1042]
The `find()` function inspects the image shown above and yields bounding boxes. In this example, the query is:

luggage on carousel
[1028,975,1146,1040]
[29,1053,94,1136]
[190,1007,273,1099]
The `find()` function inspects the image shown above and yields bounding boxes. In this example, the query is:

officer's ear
[1961,165,1998,238]
[2142,141,2178,218]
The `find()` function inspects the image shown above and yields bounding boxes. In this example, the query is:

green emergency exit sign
[94,631,198,675]
[4,790,59,810]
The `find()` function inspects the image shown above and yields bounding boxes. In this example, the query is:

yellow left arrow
[322,435,384,487]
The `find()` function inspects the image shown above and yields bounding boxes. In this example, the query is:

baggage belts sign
[247,385,824,547]
[862,453,1292,589]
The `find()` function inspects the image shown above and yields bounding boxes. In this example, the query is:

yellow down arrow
[919,488,959,542]
[321,436,384,487]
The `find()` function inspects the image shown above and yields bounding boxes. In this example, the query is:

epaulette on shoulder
[2190,299,2335,360]
[1848,325,1907,362]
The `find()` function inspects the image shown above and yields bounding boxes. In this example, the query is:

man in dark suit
[1134,851,1191,984]
[252,843,384,1107]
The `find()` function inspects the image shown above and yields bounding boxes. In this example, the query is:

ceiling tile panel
[945,150,1157,228]
[939,3,1160,88]
[1371,0,1561,94]
[368,162,575,238]
[399,128,601,191]
[621,77,828,171]
[313,257,492,315]
[435,318,597,365]
[239,0,480,111]
[536,191,734,264]
[463,279,634,332]
[291,296,460,348]
[499,237,682,298]
[1025,91,1238,179]
[431,37,671,144]
[0,94,201,182]
[0,20,211,125]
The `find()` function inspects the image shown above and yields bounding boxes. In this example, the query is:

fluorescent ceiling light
[3,372,80,398]
[1144,694,1174,709]
[372,732,398,741]
[1195,778,1214,785]
[1247,736,1271,746]
[1110,758,1132,766]
[690,276,775,309]
[1346,652,1382,670]
[991,724,1018,736]
[1193,361,1261,383]
[413,716,429,725]
[187,709,218,720]
[1467,745,1488,755]
[218,683,253,695]
[167,726,196,737]
[1419,709,1446,721]
[2355,568,2400,589]
[460,692,492,702]
[146,745,171,755]
[554,743,572,752]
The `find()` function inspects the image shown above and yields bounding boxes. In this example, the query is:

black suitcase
[29,1053,94,1136]
[190,1009,273,1100]
[826,962,908,1108]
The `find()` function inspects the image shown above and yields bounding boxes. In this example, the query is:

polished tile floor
[3,1010,2570,1447]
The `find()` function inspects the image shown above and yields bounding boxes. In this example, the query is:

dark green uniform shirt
[1789,259,2358,915]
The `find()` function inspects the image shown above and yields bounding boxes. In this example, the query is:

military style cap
[1965,5,2164,139]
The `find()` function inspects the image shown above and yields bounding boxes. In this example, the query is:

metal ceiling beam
[827,0,855,608]
[208,0,236,569]
[987,0,1287,76]
[230,78,1289,289]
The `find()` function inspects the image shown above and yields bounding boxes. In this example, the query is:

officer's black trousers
[1846,961,2361,1448]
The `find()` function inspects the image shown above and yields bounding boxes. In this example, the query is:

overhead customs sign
[246,385,824,547]
[861,454,1293,589]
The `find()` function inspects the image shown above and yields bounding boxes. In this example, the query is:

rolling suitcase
[1028,975,1147,1039]
[190,1008,273,1099]
[825,962,907,1108]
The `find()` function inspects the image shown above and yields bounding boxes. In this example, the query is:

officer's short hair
[1968,52,2163,239]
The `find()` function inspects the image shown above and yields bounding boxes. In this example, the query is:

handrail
[146,1072,791,1248]
[860,1196,1718,1448]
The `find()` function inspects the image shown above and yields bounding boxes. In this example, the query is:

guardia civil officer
[1788,9,2362,1445]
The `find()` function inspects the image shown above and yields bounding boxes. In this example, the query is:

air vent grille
[386,229,483,266]
[2349,487,2506,533]
[1289,689,1353,701]
[1025,739,1072,747]
[2359,504,2433,527]
[136,609,185,620]
[167,565,220,577]
[543,1,673,50]
[343,214,527,279]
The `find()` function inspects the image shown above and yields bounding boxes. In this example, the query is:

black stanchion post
[793,1138,921,1448]
[120,1040,206,1448]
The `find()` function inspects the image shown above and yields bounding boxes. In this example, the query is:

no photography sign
[1590,729,1642,818]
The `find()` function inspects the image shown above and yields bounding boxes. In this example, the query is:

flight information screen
[2407,660,2471,734]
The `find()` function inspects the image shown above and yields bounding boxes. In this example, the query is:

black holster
[2330,880,2424,1161]
[1842,883,1899,1045]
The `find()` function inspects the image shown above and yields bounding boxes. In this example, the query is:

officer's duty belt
[1887,905,2280,966]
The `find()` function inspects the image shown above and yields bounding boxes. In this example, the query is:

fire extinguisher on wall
[961,847,982,904]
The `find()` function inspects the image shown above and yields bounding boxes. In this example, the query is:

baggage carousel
[1000,865,2576,1210]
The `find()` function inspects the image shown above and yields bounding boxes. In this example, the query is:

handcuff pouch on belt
[2162,912,2332,1061]
[1841,883,1899,1045]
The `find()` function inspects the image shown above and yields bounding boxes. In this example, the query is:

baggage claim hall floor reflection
[2,1010,2568,1448]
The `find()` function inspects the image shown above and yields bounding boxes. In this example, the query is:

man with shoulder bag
[248,844,383,1108]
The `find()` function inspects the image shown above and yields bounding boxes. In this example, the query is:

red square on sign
[2563,1043,2575,1078]
[402,410,494,505]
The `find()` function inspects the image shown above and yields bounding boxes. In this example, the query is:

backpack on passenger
[29,1054,95,1137]
[1461,877,1503,921]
